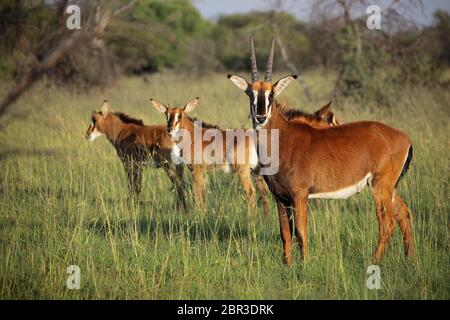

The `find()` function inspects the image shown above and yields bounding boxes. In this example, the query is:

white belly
[308,173,373,199]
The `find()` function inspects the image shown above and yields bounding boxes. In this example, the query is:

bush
[335,24,400,106]
[108,0,213,74]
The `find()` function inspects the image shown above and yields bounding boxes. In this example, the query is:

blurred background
[0,0,449,114]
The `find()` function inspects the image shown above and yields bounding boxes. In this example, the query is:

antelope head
[313,101,340,126]
[227,36,297,129]
[150,97,199,138]
[85,100,110,141]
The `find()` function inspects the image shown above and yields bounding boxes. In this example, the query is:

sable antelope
[85,100,188,210]
[227,37,414,265]
[313,101,340,126]
[279,100,340,127]
[150,97,270,217]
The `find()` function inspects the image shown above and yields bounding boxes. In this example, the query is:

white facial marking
[253,90,271,129]
[252,90,258,116]
[308,173,373,199]
[170,113,181,138]
[88,128,104,141]
[264,91,270,113]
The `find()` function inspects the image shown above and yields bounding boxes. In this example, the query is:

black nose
[255,115,267,123]
[166,127,171,133]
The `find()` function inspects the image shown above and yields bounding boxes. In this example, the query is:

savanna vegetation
[0,0,449,299]
[0,71,448,299]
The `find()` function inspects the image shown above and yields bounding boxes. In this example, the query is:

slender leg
[276,200,293,266]
[293,195,309,261]
[134,163,143,199]
[372,185,395,262]
[123,158,142,202]
[237,169,256,218]
[254,174,270,217]
[392,190,414,257]
[163,163,188,212]
[192,166,207,211]
[175,164,188,212]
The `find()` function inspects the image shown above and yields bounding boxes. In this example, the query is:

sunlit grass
[0,71,448,299]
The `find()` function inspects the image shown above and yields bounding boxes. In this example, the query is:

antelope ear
[273,75,297,97]
[227,74,250,94]
[150,98,168,113]
[101,100,109,117]
[315,100,332,119]
[184,97,199,113]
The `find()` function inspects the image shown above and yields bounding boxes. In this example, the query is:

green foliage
[433,10,450,66]
[0,0,60,80]
[108,0,212,73]
[336,24,399,106]
[334,19,448,106]
[214,11,310,72]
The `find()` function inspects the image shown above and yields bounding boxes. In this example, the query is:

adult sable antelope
[150,97,270,217]
[227,36,414,265]
[85,100,188,210]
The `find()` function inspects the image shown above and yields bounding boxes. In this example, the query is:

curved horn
[250,36,258,82]
[264,36,275,82]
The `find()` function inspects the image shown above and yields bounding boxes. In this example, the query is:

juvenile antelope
[150,97,270,217]
[228,37,414,265]
[85,100,188,210]
[279,100,340,127]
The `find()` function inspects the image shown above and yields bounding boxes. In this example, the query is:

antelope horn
[250,35,258,82]
[264,36,275,82]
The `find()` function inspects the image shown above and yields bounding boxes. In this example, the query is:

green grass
[0,71,449,299]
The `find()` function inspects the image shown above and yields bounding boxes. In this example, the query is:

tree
[0,0,138,119]
[311,0,425,105]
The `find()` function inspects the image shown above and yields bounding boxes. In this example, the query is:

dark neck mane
[275,101,320,122]
[112,112,144,126]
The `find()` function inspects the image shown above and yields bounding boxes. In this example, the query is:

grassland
[0,70,448,299]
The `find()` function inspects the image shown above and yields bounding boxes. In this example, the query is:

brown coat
[85,101,187,210]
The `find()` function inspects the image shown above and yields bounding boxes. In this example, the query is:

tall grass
[0,71,448,299]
